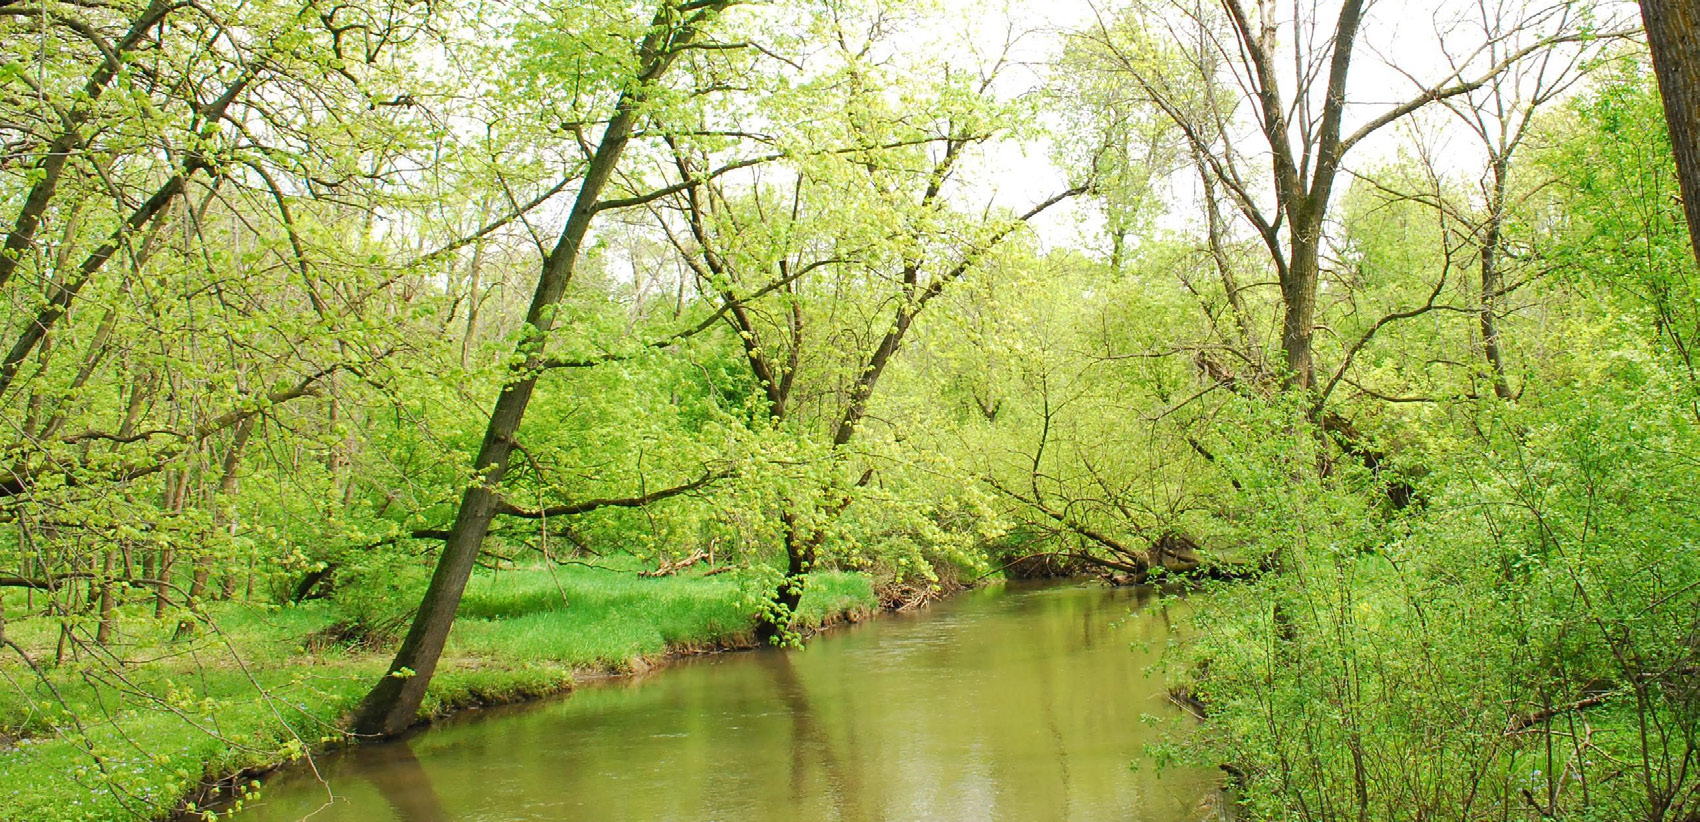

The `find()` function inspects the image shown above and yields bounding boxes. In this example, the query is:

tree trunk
[96,553,115,645]
[748,307,910,642]
[1281,232,1321,391]
[1479,183,1515,401]
[348,1,722,738]
[754,511,815,645]
[0,55,258,399]
[460,231,487,369]
[192,417,256,600]
[154,553,174,618]
[1642,0,1700,267]
[1108,228,1127,277]
[156,467,190,618]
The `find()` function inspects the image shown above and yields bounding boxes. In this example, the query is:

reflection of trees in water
[355,738,451,822]
[1034,626,1073,821]
[770,588,1164,821]
[235,587,1221,822]
[763,651,870,822]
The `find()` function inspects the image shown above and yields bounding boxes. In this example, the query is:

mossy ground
[0,565,877,822]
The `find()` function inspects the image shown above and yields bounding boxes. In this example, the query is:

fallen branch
[1168,686,1209,719]
[639,550,708,577]
[0,573,169,592]
[1506,691,1616,734]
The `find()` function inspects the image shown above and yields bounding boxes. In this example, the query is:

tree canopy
[3,0,1699,820]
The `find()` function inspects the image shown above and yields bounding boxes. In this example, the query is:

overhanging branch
[492,466,731,519]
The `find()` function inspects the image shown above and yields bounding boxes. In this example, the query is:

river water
[230,583,1222,822]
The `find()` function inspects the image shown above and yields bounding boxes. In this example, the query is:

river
[228,582,1222,822]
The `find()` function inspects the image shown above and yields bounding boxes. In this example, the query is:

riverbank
[0,564,879,822]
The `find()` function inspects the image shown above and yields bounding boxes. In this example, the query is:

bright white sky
[918,0,1642,250]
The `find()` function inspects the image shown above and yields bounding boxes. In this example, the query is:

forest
[2,0,1699,819]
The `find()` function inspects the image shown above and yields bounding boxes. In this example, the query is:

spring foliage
[2,0,1698,819]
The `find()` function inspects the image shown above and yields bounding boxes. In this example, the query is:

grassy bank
[0,565,877,822]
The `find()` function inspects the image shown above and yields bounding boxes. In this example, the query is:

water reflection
[357,741,451,822]
[765,652,870,822]
[232,584,1219,822]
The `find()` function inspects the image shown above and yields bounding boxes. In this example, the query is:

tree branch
[492,466,731,519]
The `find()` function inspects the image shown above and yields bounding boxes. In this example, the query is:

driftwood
[639,550,709,578]
[878,581,944,611]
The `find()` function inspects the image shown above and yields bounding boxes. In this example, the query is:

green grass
[0,564,878,822]
[449,566,873,664]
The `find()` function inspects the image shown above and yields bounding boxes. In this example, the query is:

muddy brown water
[226,582,1223,822]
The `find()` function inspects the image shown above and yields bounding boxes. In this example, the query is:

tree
[650,7,1083,640]
[0,0,470,645]
[1539,56,1700,405]
[348,0,737,737]
[1418,0,1622,400]
[1641,0,1700,265]
[1078,0,1606,393]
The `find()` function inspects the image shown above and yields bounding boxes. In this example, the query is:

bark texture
[1642,0,1700,267]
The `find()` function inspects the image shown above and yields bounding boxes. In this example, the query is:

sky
[918,0,1642,250]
